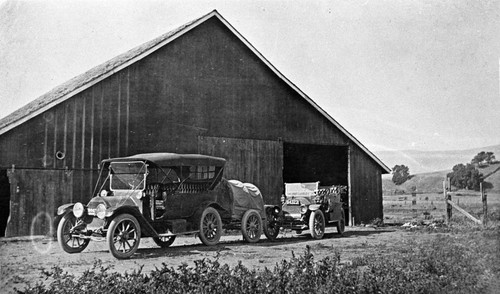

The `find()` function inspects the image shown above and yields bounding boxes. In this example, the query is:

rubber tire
[198,207,222,246]
[336,211,345,235]
[263,211,280,241]
[309,210,325,240]
[241,209,262,243]
[153,236,176,248]
[57,213,90,254]
[107,213,141,259]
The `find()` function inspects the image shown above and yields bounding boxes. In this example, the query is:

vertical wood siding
[6,169,72,237]
[349,145,383,224]
[0,16,384,234]
[198,136,283,205]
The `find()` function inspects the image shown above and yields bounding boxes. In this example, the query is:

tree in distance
[447,163,483,191]
[392,164,410,185]
[471,151,496,166]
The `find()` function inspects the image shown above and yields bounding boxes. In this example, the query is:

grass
[18,221,500,294]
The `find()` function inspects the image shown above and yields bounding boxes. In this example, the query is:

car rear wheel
[241,209,262,243]
[198,207,222,246]
[263,210,280,241]
[309,210,325,239]
[107,213,141,259]
[57,213,90,254]
[153,236,176,248]
[336,210,345,235]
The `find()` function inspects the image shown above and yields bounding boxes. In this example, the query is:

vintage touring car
[56,153,276,259]
[264,182,347,240]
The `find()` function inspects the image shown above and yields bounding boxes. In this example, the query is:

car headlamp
[300,205,307,214]
[274,207,280,214]
[96,204,107,219]
[73,202,84,218]
[100,190,108,197]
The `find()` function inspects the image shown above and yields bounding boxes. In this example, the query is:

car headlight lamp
[274,207,280,214]
[300,205,307,214]
[73,202,85,218]
[96,204,107,219]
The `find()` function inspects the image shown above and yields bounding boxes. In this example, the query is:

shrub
[20,232,499,294]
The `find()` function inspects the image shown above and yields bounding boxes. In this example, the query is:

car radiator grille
[284,205,301,214]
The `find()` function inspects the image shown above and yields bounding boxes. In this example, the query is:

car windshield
[110,161,147,190]
[285,182,319,198]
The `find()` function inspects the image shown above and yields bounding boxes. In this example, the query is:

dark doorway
[0,169,11,237]
[283,143,349,224]
[283,143,348,185]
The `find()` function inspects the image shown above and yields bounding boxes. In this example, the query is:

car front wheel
[263,210,280,241]
[57,213,90,254]
[198,207,222,246]
[241,209,262,243]
[106,213,141,259]
[309,210,325,239]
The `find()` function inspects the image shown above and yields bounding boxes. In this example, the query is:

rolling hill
[380,144,500,194]
[375,144,500,174]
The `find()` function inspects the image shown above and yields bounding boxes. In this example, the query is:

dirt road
[1,226,413,293]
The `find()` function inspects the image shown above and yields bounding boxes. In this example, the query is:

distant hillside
[375,144,500,174]
[382,162,500,194]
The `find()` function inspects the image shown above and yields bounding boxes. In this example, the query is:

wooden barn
[0,10,390,237]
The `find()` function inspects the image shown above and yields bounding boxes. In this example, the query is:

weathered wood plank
[447,199,482,224]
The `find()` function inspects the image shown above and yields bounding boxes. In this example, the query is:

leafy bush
[20,231,499,294]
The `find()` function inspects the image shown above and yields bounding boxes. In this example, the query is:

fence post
[447,193,452,222]
[443,180,452,224]
[481,182,488,226]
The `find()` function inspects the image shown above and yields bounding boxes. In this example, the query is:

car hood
[86,193,141,210]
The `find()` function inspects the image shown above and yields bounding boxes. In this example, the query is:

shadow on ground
[128,227,397,259]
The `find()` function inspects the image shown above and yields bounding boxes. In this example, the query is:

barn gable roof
[0,10,390,173]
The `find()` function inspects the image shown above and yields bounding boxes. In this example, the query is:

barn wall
[0,15,385,235]
[349,145,383,224]
[198,136,283,205]
[0,17,351,170]
[6,169,72,237]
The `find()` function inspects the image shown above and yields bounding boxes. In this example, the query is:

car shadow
[133,242,232,260]
[339,228,397,238]
[131,227,397,259]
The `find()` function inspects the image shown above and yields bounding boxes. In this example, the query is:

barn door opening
[0,169,10,237]
[283,142,350,224]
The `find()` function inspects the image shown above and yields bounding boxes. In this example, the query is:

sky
[0,0,499,153]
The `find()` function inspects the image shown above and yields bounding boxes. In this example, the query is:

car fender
[191,201,227,226]
[57,203,74,216]
[308,204,321,211]
[107,206,158,238]
[200,201,227,214]
[264,204,280,212]
[264,205,281,218]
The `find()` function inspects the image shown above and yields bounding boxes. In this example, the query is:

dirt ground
[1,226,420,293]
